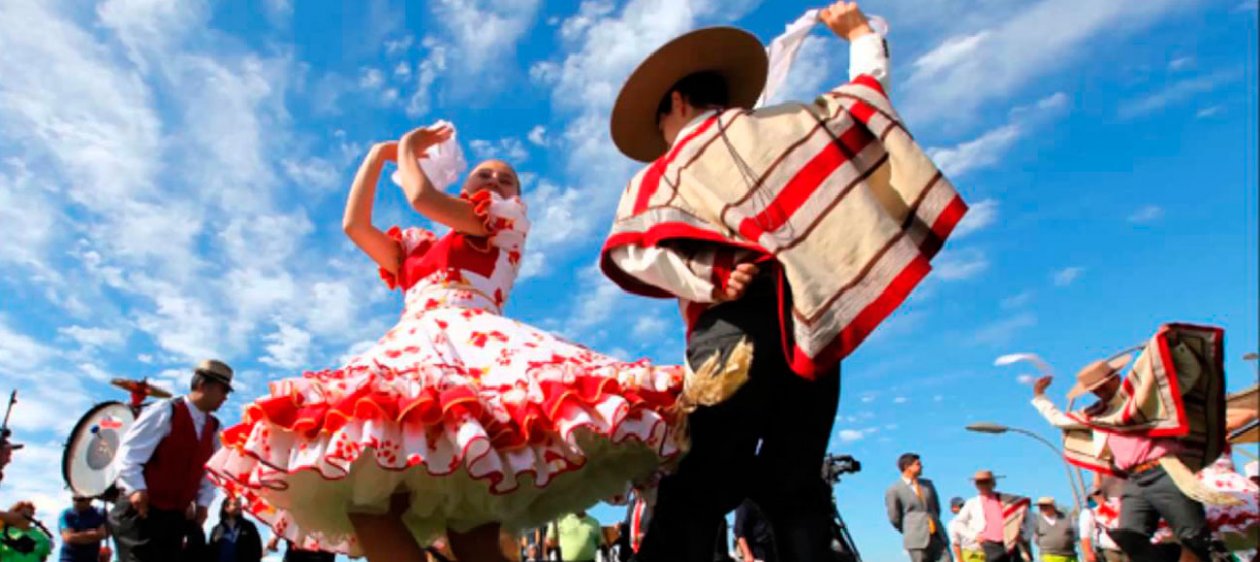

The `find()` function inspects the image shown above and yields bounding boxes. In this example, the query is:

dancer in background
[209,124,685,562]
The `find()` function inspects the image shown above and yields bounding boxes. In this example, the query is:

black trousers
[634,272,841,562]
[980,541,1017,562]
[1111,466,1211,562]
[108,497,187,562]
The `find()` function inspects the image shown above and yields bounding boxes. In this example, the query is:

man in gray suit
[885,453,950,562]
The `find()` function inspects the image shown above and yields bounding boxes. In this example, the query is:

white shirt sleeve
[1078,509,1095,542]
[1031,395,1090,429]
[608,246,722,304]
[848,33,891,93]
[113,401,173,494]
[196,430,221,507]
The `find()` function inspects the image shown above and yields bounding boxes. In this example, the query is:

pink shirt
[980,494,1005,543]
[1107,433,1175,471]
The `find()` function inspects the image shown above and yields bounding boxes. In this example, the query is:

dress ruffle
[207,307,684,557]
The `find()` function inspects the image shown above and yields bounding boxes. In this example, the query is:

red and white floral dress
[206,191,685,556]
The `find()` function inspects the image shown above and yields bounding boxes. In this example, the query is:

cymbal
[110,378,173,399]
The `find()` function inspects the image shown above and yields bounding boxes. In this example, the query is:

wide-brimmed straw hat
[194,359,234,391]
[610,27,768,163]
[1067,354,1131,400]
[970,469,1003,482]
[1035,496,1056,507]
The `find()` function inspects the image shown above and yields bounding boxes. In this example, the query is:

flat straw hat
[610,27,768,163]
[1067,354,1131,400]
[194,359,234,390]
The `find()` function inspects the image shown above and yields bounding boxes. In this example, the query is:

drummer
[108,359,233,562]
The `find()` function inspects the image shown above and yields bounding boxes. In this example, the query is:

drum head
[63,402,136,498]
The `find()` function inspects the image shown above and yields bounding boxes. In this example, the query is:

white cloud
[518,252,548,281]
[900,0,1185,125]
[632,315,670,339]
[263,0,293,26]
[934,248,990,281]
[837,427,880,443]
[1016,374,1035,385]
[972,313,1037,346]
[385,35,415,57]
[281,157,341,190]
[951,199,998,239]
[1168,56,1194,71]
[469,137,530,163]
[893,396,908,404]
[837,429,867,443]
[406,41,449,118]
[260,322,313,369]
[1118,71,1240,119]
[59,326,126,349]
[860,394,876,403]
[1128,205,1164,224]
[429,0,543,75]
[1001,291,1034,309]
[359,67,385,89]
[1196,106,1223,119]
[1053,266,1085,287]
[527,125,549,146]
[929,92,1068,178]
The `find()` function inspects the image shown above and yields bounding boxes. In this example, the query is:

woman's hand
[372,141,399,163]
[400,124,453,160]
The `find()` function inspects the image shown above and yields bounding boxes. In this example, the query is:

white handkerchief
[390,119,468,193]
[757,9,820,108]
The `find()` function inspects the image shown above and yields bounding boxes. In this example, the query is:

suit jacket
[885,478,945,550]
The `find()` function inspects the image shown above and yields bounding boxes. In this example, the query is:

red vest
[143,399,219,511]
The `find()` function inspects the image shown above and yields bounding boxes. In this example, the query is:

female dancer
[208,124,685,561]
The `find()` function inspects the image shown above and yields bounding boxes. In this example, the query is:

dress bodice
[379,191,529,314]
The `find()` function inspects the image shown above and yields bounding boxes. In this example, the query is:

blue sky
[0,1,1256,561]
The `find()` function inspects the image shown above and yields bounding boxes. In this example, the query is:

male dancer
[601,2,966,560]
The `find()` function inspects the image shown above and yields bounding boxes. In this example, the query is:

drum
[62,401,137,499]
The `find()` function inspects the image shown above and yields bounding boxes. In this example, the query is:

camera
[821,454,861,485]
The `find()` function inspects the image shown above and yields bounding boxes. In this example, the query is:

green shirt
[0,525,52,562]
[547,513,601,561]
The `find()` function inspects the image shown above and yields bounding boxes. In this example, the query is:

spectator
[207,497,263,562]
[546,511,602,562]
[0,501,52,562]
[734,500,775,562]
[58,496,107,562]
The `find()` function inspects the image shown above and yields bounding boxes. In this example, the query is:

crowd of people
[0,1,1257,562]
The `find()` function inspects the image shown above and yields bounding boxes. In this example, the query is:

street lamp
[965,422,1084,513]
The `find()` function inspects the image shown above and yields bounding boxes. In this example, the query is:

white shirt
[1078,507,1118,551]
[112,396,220,507]
[954,496,1036,546]
[607,33,892,306]
[948,515,980,550]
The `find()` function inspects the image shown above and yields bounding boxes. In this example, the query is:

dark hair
[656,71,730,122]
[219,496,241,521]
[897,453,920,472]
[191,372,230,393]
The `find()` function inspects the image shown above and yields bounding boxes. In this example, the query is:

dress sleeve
[467,190,530,252]
[379,226,438,290]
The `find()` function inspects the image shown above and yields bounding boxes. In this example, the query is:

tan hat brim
[1067,353,1131,400]
[610,27,768,163]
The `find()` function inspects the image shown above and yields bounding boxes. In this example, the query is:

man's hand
[128,490,149,519]
[820,1,874,42]
[1033,376,1053,397]
[266,536,281,552]
[714,263,759,302]
[194,505,209,526]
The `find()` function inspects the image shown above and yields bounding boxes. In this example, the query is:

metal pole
[1006,427,1083,514]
